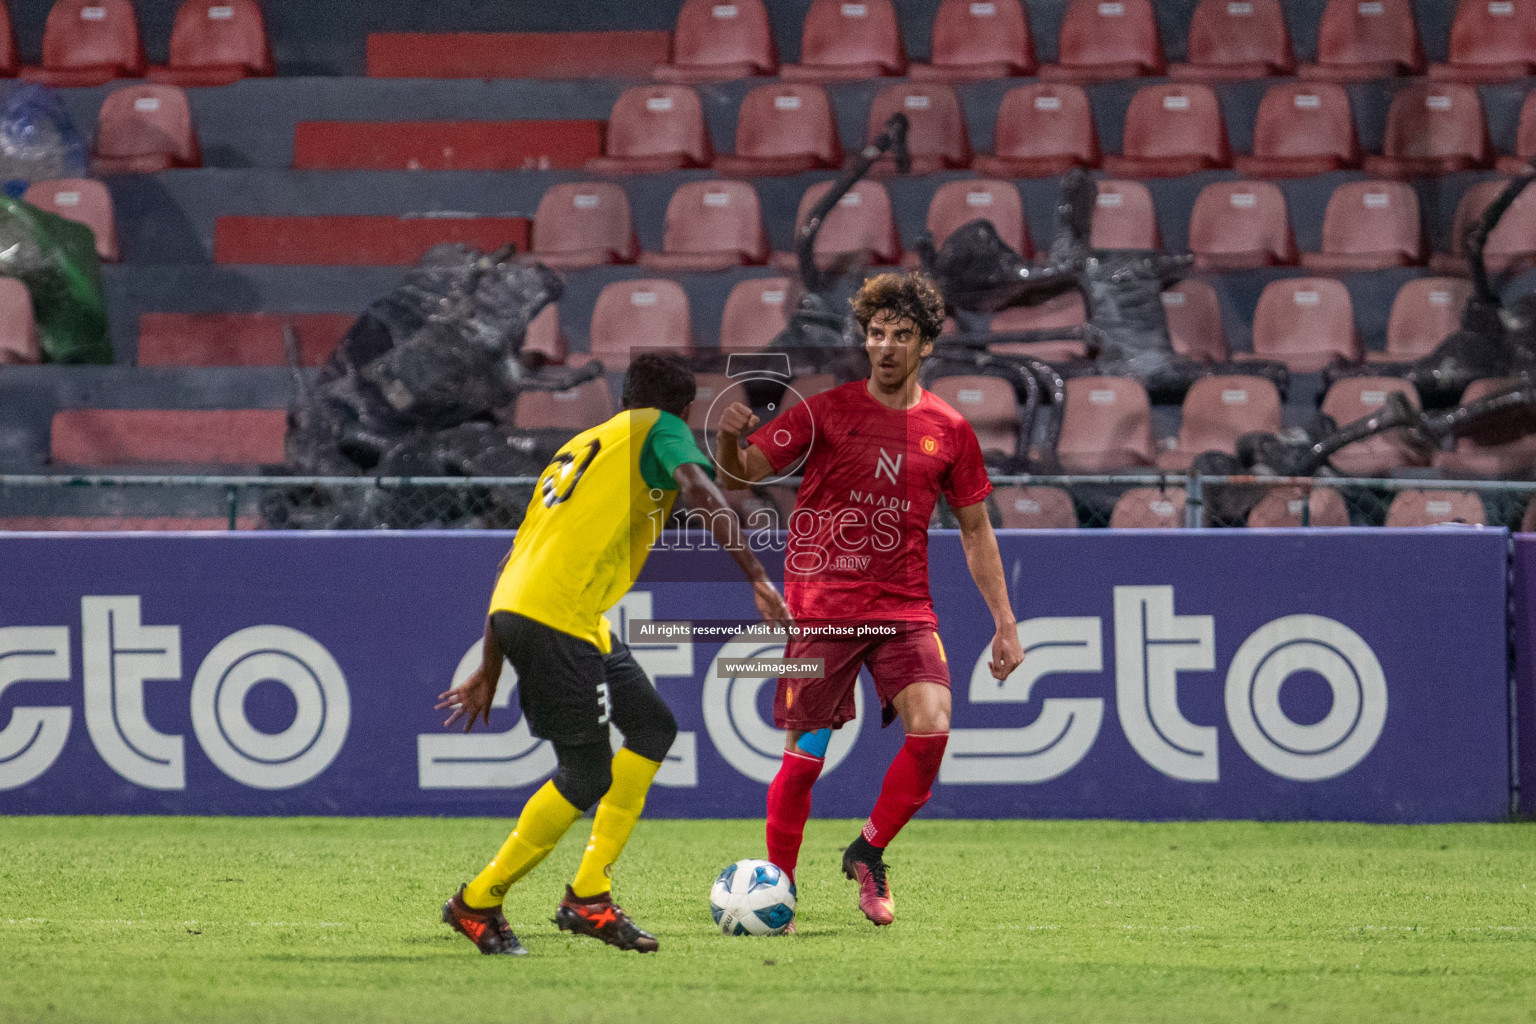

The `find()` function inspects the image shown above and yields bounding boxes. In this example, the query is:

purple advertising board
[0,529,1512,822]
[1509,536,1536,817]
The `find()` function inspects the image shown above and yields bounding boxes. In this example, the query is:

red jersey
[750,379,992,625]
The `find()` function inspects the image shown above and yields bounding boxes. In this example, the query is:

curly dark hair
[850,272,946,342]
[622,353,697,418]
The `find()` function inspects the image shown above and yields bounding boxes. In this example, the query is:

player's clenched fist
[716,402,759,437]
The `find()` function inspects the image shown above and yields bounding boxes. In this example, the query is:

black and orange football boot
[842,838,895,926]
[553,885,659,953]
[441,885,529,956]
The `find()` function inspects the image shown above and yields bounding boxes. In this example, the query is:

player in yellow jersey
[436,354,792,956]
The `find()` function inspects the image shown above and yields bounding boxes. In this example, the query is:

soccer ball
[710,859,796,936]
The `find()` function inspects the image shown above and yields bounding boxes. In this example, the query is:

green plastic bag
[0,193,110,364]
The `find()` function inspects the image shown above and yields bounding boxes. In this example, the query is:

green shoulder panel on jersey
[638,410,715,491]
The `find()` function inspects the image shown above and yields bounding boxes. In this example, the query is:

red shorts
[773,624,951,731]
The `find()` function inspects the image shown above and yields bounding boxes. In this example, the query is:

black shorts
[490,611,666,747]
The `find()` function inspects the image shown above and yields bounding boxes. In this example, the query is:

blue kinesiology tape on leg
[795,728,832,758]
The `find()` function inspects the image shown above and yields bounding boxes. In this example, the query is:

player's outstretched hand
[436,665,497,733]
[753,579,794,636]
[988,624,1024,682]
[717,402,760,438]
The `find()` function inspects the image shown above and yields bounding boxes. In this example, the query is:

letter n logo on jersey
[874,448,903,485]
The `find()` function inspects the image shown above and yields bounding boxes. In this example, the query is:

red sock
[861,732,949,849]
[765,749,824,881]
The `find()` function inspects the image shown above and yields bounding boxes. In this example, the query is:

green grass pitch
[2,817,1535,1024]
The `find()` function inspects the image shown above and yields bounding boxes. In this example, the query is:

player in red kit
[714,272,1024,926]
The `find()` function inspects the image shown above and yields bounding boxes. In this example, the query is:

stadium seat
[639,181,768,272]
[781,374,839,413]
[92,84,199,174]
[148,0,273,86]
[1497,90,1536,174]
[713,84,842,177]
[1170,0,1295,81]
[1301,181,1423,272]
[1040,0,1164,83]
[1434,179,1536,275]
[1246,487,1352,527]
[992,486,1077,529]
[928,374,1022,457]
[780,180,901,271]
[720,277,790,351]
[1057,376,1156,472]
[653,0,778,83]
[1090,179,1160,250]
[23,0,144,86]
[50,409,286,466]
[1110,488,1186,528]
[1159,375,1283,470]
[687,373,735,431]
[1319,376,1427,475]
[1161,279,1229,363]
[0,279,40,364]
[588,279,692,369]
[525,183,638,270]
[1299,0,1425,82]
[1362,82,1491,178]
[524,305,566,365]
[973,83,1100,179]
[512,378,615,432]
[780,0,906,82]
[1187,181,1296,271]
[864,84,970,175]
[22,178,117,262]
[988,291,1089,361]
[135,312,355,366]
[909,0,1035,82]
[1434,378,1536,476]
[1249,277,1360,372]
[1429,0,1536,83]
[922,180,1030,259]
[585,86,712,174]
[1384,489,1486,527]
[0,3,17,76]
[1102,84,1230,179]
[1233,82,1361,178]
[1373,277,1473,363]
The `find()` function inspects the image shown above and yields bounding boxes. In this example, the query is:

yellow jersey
[489,407,712,652]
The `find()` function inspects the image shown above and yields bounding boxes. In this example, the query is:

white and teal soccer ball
[710,859,796,936]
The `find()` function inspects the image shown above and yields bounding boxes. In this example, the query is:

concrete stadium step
[292,120,603,170]
[365,30,672,78]
[138,313,355,366]
[212,214,530,264]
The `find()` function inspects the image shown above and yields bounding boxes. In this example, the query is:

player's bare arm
[953,500,1024,682]
[436,615,502,732]
[714,402,774,489]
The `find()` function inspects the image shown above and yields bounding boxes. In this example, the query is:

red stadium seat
[1250,277,1360,372]
[1057,376,1156,472]
[1434,180,1536,275]
[781,180,901,271]
[526,183,637,271]
[721,277,791,351]
[992,486,1077,529]
[1171,0,1295,82]
[136,312,354,366]
[0,278,39,364]
[653,0,778,83]
[523,305,566,365]
[1090,179,1160,250]
[1319,376,1427,475]
[988,292,1089,362]
[1246,487,1351,527]
[1363,82,1491,178]
[1187,181,1296,271]
[973,83,1100,179]
[781,373,839,413]
[0,3,18,76]
[1161,278,1229,363]
[923,180,1030,259]
[910,0,1035,82]
[1159,375,1282,470]
[512,378,615,432]
[589,279,692,369]
[1103,84,1230,179]
[1372,277,1473,363]
[22,0,144,87]
[864,83,970,175]
[92,84,199,174]
[50,409,285,466]
[639,180,768,272]
[1385,489,1486,527]
[781,0,906,82]
[714,84,842,177]
[1497,89,1536,174]
[1110,488,1186,528]
[1040,0,1164,83]
[1429,0,1536,84]
[1301,181,1423,272]
[148,0,272,86]
[687,372,734,432]
[585,86,712,174]
[1435,378,1536,476]
[928,374,1022,457]
[1233,83,1360,179]
[23,178,117,261]
[1299,0,1425,82]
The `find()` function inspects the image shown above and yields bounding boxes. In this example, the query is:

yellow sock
[463,781,582,909]
[570,748,662,898]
